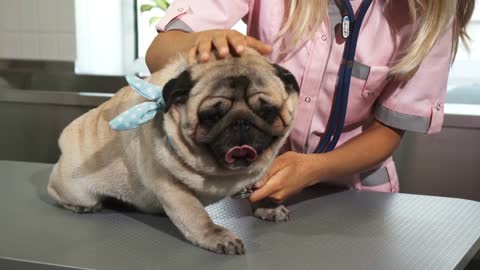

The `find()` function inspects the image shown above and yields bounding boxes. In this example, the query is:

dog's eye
[257,100,278,124]
[198,103,225,127]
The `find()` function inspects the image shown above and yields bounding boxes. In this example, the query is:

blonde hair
[278,0,476,79]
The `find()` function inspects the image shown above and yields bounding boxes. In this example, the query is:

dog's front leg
[150,177,245,255]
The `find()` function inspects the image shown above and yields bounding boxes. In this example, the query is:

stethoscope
[315,0,373,153]
[232,0,373,199]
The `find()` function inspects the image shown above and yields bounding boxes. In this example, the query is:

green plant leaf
[140,4,154,12]
[149,16,161,26]
[152,0,169,10]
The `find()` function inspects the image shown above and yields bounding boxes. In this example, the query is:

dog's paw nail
[216,243,226,253]
[200,225,245,255]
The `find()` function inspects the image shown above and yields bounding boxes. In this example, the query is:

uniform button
[366,91,375,97]
[305,96,312,103]
[436,103,442,111]
[177,8,184,12]
[321,35,328,41]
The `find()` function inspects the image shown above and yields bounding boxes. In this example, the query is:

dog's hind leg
[47,163,103,214]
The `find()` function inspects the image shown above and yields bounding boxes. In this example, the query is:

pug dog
[47,48,299,255]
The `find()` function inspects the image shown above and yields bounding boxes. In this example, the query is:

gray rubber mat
[1,161,479,270]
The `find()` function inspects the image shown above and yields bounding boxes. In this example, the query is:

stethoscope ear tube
[315,0,373,154]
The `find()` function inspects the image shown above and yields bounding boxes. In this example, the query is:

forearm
[305,120,404,186]
[146,30,197,73]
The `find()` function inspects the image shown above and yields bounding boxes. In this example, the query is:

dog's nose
[232,119,251,131]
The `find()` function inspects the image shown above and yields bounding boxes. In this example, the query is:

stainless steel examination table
[1,161,479,270]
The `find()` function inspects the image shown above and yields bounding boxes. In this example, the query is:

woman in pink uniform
[146,0,475,203]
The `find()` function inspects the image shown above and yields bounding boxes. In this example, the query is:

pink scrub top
[156,0,453,193]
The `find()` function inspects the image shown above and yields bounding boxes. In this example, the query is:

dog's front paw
[254,204,290,222]
[196,225,245,255]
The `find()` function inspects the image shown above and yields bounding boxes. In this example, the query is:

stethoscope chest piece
[231,186,254,200]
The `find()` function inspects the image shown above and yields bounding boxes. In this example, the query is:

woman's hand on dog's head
[188,29,273,64]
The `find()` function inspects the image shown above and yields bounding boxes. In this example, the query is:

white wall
[395,124,480,202]
[75,0,136,75]
[0,0,136,76]
[0,0,76,61]
[0,0,247,75]
[449,8,480,87]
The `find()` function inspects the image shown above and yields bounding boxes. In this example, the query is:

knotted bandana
[109,75,165,131]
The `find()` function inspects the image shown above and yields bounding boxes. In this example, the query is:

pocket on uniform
[359,159,399,193]
[349,62,390,97]
[344,63,389,125]
[361,65,390,98]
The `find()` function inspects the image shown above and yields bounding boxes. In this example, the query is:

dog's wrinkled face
[161,50,299,174]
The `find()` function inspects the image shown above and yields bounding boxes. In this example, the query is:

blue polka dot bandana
[109,75,166,131]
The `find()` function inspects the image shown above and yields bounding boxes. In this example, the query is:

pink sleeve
[374,22,454,135]
[156,0,251,32]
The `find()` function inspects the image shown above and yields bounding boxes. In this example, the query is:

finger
[197,39,212,62]
[188,47,198,64]
[254,158,288,189]
[249,172,284,203]
[254,166,276,189]
[254,171,271,189]
[269,191,286,204]
[245,36,273,55]
[227,32,247,55]
[212,32,230,58]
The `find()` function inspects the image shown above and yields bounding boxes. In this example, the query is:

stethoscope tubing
[315,0,373,153]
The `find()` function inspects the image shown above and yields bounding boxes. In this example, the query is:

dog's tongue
[225,145,258,164]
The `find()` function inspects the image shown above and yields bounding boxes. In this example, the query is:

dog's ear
[272,64,300,93]
[162,70,196,112]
